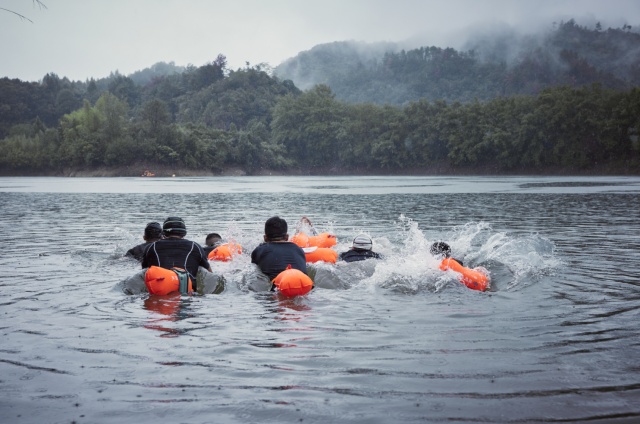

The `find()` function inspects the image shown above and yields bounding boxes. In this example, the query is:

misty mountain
[273,40,400,91]
[274,20,640,105]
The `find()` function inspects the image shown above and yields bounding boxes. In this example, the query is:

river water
[0,176,639,424]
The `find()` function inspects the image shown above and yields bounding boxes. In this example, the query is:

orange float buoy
[290,233,310,248]
[144,266,193,295]
[308,233,337,248]
[272,266,314,297]
[439,258,489,291]
[208,242,243,262]
[303,246,338,263]
[290,232,336,248]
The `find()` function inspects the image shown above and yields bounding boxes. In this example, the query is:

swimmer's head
[264,216,288,241]
[430,241,451,258]
[163,216,187,237]
[352,234,373,251]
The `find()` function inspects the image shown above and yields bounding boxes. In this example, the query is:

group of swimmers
[126,215,390,291]
[125,215,476,292]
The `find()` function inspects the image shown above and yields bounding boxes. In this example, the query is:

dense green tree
[58,100,102,166]
[613,87,640,166]
[85,78,100,104]
[95,92,128,140]
[271,85,345,168]
[54,93,128,167]
[177,66,299,130]
[402,99,453,167]
[0,78,39,138]
[179,124,232,172]
[138,99,171,130]
[107,74,139,107]
[183,55,226,91]
[338,103,387,168]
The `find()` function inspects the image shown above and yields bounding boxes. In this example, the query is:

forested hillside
[1,21,639,176]
[275,20,640,104]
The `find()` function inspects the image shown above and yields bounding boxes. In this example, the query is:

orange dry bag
[290,233,310,248]
[303,247,338,264]
[144,266,193,295]
[439,258,489,292]
[208,242,243,262]
[272,266,314,297]
[290,232,336,248]
[308,233,337,248]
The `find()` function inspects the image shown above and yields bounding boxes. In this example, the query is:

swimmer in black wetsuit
[251,216,306,281]
[126,222,163,261]
[339,234,383,263]
[141,217,211,289]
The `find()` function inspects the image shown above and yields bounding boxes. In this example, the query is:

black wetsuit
[126,241,157,262]
[339,249,383,263]
[142,238,210,288]
[251,242,306,280]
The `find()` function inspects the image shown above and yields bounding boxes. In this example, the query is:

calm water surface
[0,176,639,424]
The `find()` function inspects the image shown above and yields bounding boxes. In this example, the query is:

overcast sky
[2,0,639,82]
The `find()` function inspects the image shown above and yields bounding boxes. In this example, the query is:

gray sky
[2,0,639,82]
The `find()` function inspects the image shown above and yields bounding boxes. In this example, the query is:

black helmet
[163,216,187,237]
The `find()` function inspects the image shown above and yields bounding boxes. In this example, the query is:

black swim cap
[163,216,187,237]
[265,216,288,240]
[144,222,162,239]
[430,241,451,257]
[205,233,222,246]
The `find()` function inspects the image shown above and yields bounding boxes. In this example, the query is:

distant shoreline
[1,163,637,177]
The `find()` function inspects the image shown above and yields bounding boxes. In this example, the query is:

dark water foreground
[0,176,639,424]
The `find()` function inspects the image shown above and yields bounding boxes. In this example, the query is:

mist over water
[1,176,639,423]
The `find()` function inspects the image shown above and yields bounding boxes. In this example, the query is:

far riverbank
[1,162,638,177]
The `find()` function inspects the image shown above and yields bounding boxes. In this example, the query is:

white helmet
[352,234,373,251]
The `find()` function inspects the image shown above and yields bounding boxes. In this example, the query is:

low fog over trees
[276,20,640,104]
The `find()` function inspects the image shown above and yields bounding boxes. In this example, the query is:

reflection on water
[143,293,192,338]
[0,176,639,423]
